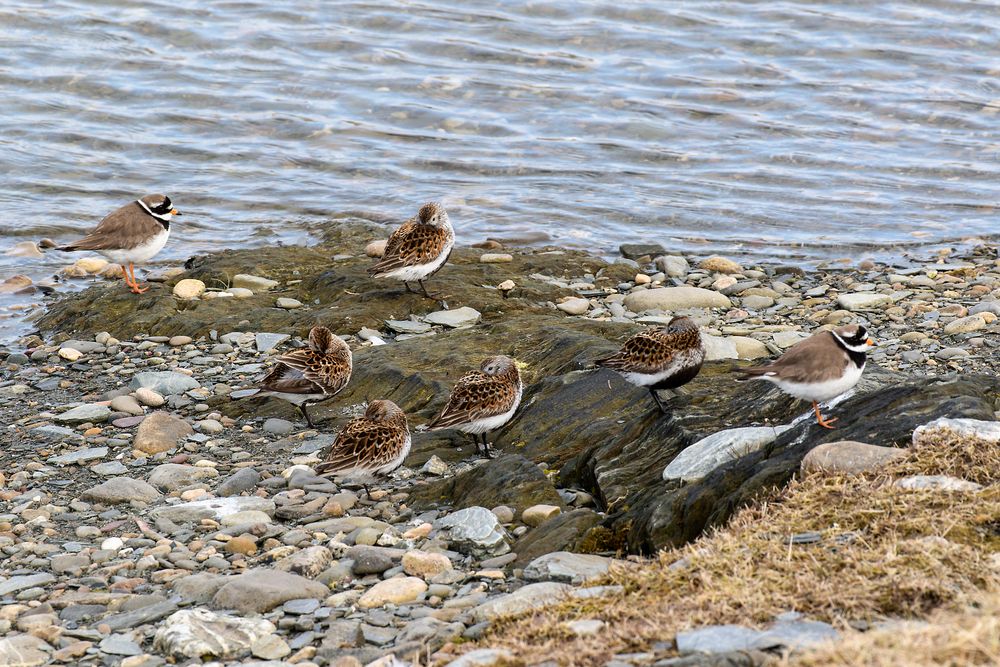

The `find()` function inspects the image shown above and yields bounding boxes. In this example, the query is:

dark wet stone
[619,243,666,259]
[410,454,564,515]
[102,599,178,631]
[345,546,400,575]
[621,372,1000,552]
[60,604,107,623]
[36,222,607,343]
[512,509,603,568]
[215,468,261,497]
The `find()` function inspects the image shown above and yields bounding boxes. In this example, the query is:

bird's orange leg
[813,401,838,429]
[121,266,135,290]
[127,263,149,294]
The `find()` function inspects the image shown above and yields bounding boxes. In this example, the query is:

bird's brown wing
[259,350,322,395]
[369,222,449,275]
[595,330,675,375]
[315,418,407,474]
[61,202,162,251]
[260,349,352,395]
[259,362,320,395]
[740,331,848,383]
[425,371,517,429]
[380,219,416,259]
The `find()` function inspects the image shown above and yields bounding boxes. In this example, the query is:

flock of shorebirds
[58,194,876,480]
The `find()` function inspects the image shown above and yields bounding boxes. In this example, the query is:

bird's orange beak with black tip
[171,209,181,216]
[867,338,875,346]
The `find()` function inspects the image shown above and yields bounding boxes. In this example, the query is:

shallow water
[2,0,999,340]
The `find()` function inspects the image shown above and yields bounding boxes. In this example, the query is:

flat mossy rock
[36,221,615,339]
[409,454,564,514]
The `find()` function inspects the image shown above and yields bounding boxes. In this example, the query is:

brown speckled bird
[425,355,522,458]
[368,202,454,298]
[595,315,705,413]
[231,326,352,428]
[315,400,411,477]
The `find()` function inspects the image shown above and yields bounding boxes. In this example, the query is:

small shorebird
[59,194,180,294]
[315,400,411,477]
[425,355,523,458]
[738,323,874,428]
[368,202,454,299]
[596,315,705,413]
[232,326,352,428]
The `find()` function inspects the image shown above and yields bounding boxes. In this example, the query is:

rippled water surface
[2,0,999,337]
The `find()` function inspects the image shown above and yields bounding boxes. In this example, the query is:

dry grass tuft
[782,591,1000,666]
[440,429,1000,665]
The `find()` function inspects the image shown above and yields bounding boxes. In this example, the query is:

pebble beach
[1,226,999,666]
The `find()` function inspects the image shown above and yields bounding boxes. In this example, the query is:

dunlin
[425,355,522,457]
[595,315,705,413]
[315,400,411,476]
[368,202,454,299]
[233,326,352,428]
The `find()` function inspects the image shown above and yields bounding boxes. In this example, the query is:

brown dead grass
[782,591,1000,666]
[439,430,1000,666]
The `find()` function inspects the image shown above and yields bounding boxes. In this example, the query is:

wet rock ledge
[1,220,1000,665]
